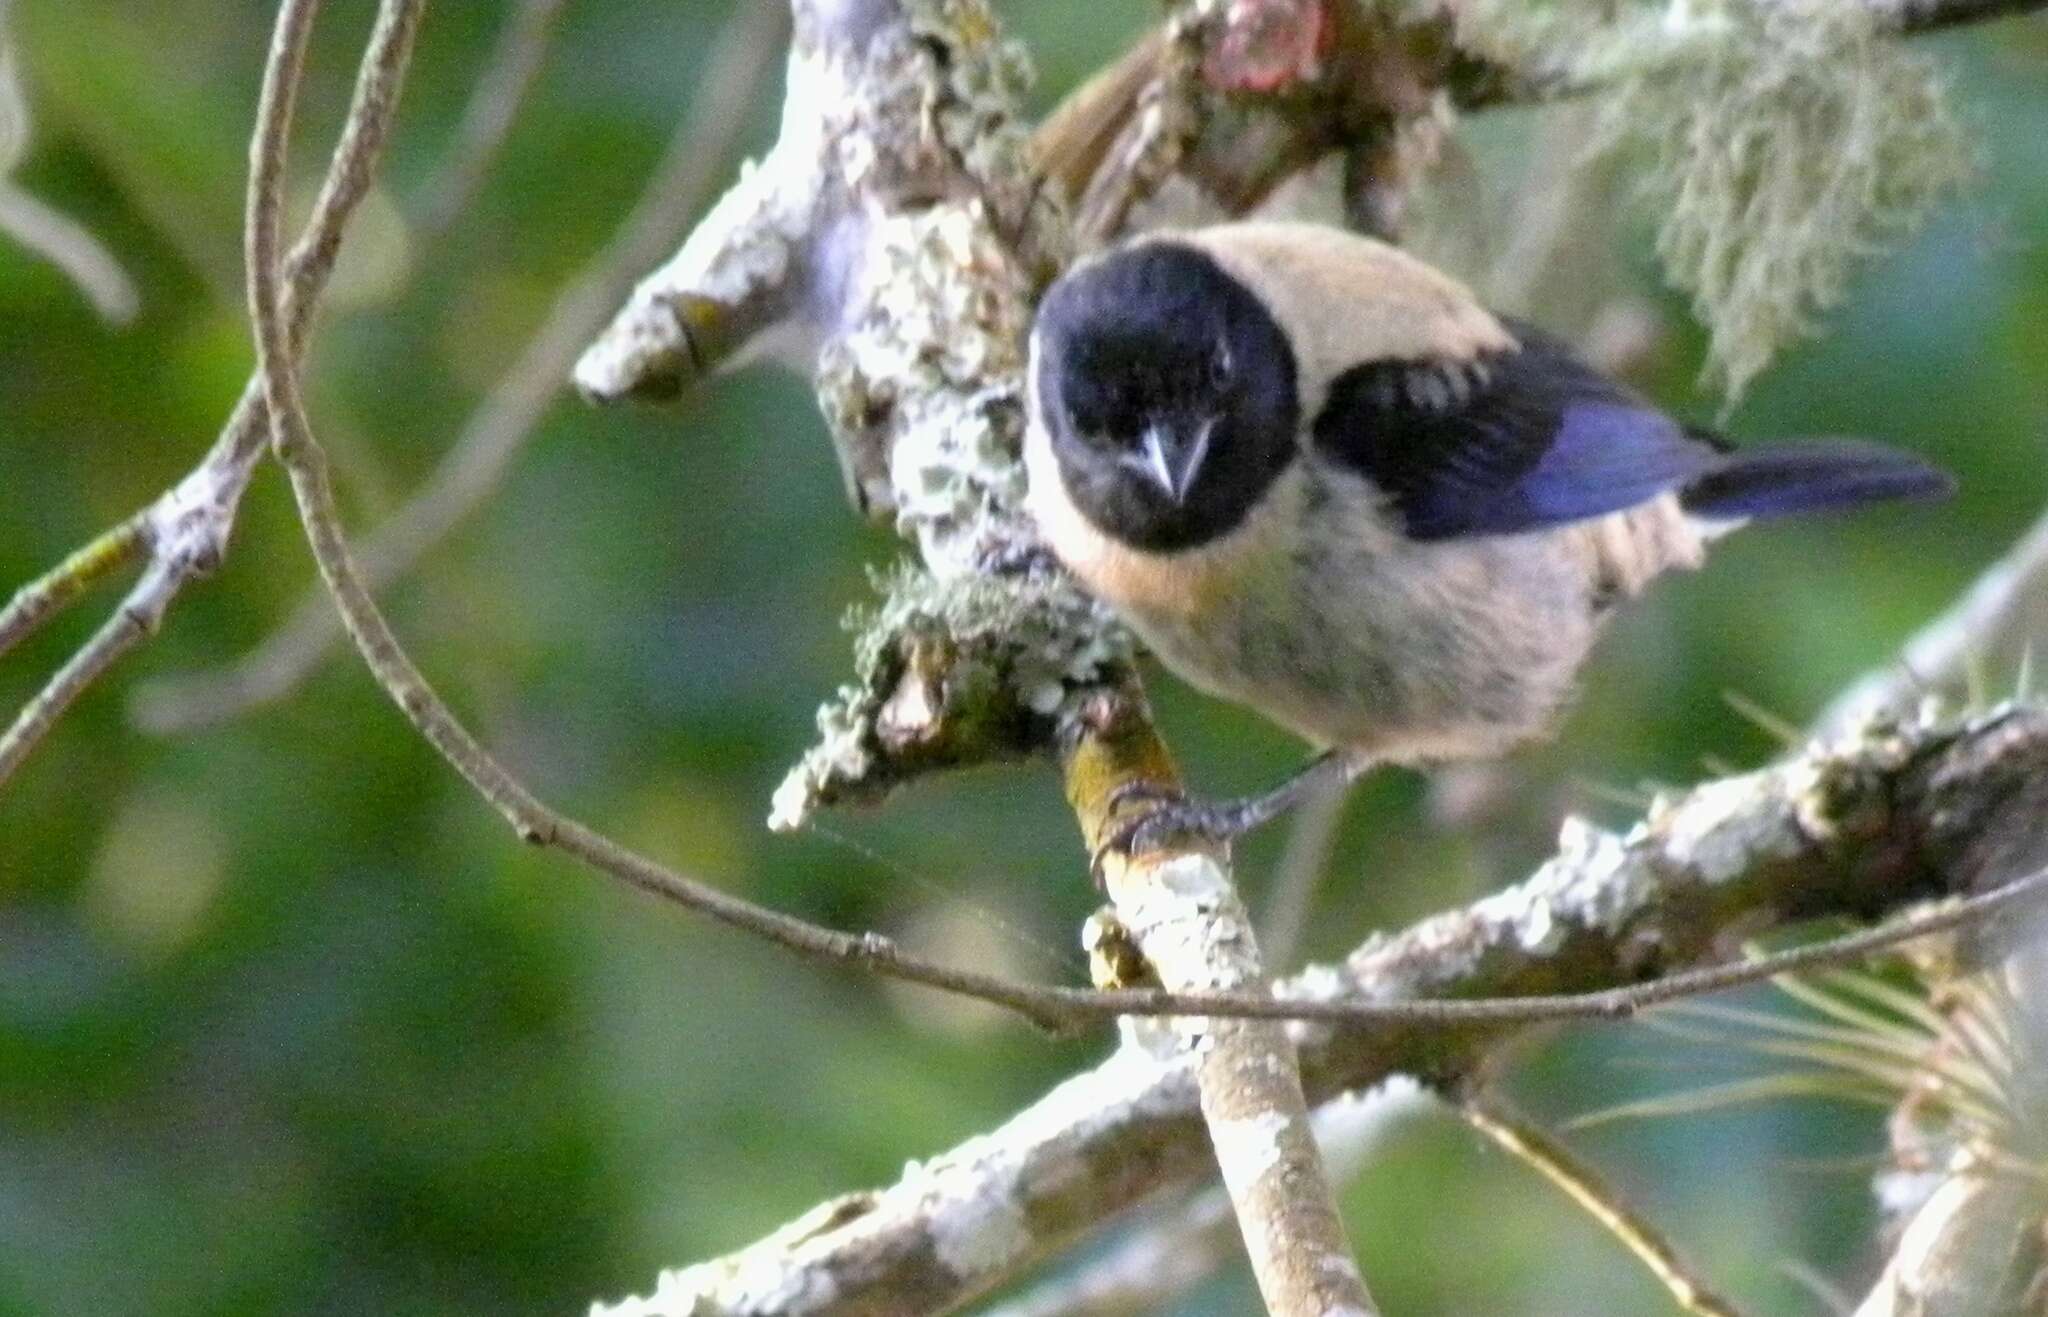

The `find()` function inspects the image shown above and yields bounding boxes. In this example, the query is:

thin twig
[0,181,139,323]
[133,0,787,734]
[0,518,146,660]
[414,0,569,236]
[232,0,2048,1080]
[1112,866,2048,1029]
[165,17,2048,1054]
[227,156,2048,1060]
[239,0,2048,1062]
[0,0,425,790]
[1260,776,1350,969]
[241,0,1112,1039]
[1820,504,2048,735]
[1461,1100,1746,1317]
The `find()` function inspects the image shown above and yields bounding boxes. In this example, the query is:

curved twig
[132,0,789,734]
[0,0,425,789]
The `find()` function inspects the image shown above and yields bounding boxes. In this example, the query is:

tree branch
[1062,686,1377,1315]
[128,0,790,735]
[985,1082,1432,1317]
[587,706,2048,1315]
[0,0,424,789]
[216,0,1317,1050]
[189,0,2048,1056]
[563,1,2048,1301]
[153,0,2048,1079]
[571,3,1389,1307]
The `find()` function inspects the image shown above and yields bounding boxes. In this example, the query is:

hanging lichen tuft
[1421,0,1977,399]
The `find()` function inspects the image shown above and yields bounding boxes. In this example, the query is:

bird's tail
[1678,439,1954,523]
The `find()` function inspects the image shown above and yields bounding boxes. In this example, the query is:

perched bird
[1023,221,1951,858]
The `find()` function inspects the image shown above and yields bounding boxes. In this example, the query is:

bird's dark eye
[1209,340,1233,385]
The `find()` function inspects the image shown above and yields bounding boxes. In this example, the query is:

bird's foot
[1086,752,1362,887]
[1090,780,1257,885]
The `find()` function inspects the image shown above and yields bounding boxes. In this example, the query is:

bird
[1021,220,1952,862]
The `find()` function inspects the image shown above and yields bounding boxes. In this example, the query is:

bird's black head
[1032,242,1300,553]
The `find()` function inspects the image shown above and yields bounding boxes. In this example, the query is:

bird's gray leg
[1093,750,1368,876]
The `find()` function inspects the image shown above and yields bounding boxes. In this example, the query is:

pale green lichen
[1600,0,1973,399]
[770,564,1128,830]
[827,205,1035,568]
[1417,0,1976,399]
[846,562,1125,688]
[904,0,1040,191]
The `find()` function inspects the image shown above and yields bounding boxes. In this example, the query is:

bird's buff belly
[1102,539,1599,764]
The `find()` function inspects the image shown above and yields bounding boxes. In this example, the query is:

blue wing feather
[1679,439,1953,520]
[1311,323,1722,541]
[1308,320,1949,540]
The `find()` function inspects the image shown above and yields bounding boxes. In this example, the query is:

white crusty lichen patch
[1464,740,1875,957]
[1470,815,1632,956]
[577,0,1045,407]
[1108,851,1274,1068]
[922,1167,1034,1279]
[596,1042,1203,1316]
[1111,852,1257,988]
[1206,1108,1292,1183]
[852,565,1126,714]
[818,202,1037,571]
[587,1203,847,1316]
[574,49,832,400]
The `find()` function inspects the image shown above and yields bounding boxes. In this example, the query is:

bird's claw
[1105,779,1183,814]
[1089,782,1241,887]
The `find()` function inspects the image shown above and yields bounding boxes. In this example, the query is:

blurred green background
[1,2,2044,1313]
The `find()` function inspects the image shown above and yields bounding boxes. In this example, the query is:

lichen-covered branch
[1855,759,2048,1312]
[587,705,2048,1315]
[577,0,1127,835]
[986,1081,1432,1317]
[568,1,2048,1306]
[580,4,1387,1311]
[1034,0,2038,394]
[1061,685,1377,1315]
[582,0,2046,832]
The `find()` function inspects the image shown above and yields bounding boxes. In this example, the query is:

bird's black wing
[1309,320,1723,541]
